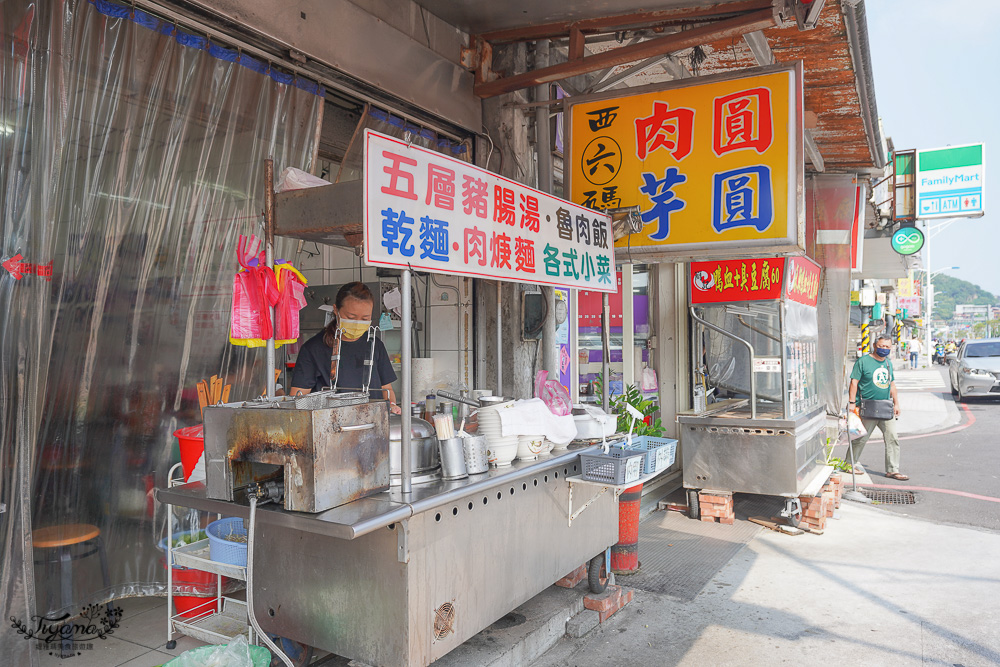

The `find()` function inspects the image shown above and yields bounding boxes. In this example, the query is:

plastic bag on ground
[165,635,269,666]
[847,411,867,440]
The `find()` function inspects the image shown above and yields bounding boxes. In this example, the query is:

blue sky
[866,0,1000,296]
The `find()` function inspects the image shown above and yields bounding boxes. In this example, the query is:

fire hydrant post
[611,483,643,574]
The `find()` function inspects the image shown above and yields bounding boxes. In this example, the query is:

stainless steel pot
[388,414,440,475]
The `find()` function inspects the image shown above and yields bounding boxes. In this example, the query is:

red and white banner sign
[690,257,786,304]
[690,255,821,306]
[363,130,616,292]
[784,255,821,307]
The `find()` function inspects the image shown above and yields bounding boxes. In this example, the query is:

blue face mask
[875,347,890,358]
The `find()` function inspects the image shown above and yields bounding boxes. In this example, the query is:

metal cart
[164,462,254,650]
[679,256,831,524]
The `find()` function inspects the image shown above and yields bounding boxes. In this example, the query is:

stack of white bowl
[478,400,518,466]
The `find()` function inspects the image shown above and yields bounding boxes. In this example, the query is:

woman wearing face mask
[289,281,401,414]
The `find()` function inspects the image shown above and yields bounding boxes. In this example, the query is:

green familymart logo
[891,227,924,256]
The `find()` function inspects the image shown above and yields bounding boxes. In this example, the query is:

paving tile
[117,650,175,666]
[35,637,148,667]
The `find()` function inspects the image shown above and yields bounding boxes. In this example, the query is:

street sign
[915,143,985,219]
[890,227,924,255]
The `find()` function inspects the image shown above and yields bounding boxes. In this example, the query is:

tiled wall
[290,244,474,401]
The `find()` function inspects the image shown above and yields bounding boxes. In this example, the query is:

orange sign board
[567,63,803,260]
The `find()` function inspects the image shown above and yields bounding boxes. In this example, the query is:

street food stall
[156,130,631,667]
[678,255,829,522]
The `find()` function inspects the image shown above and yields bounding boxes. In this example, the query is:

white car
[949,339,1000,402]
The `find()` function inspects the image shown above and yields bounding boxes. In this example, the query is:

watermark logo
[10,603,123,659]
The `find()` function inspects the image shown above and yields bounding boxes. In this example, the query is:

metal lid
[388,414,435,440]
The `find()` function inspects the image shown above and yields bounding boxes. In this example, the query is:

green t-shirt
[850,354,894,401]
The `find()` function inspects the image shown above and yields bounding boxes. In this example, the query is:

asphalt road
[853,364,1000,532]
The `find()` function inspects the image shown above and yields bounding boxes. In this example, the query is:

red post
[610,483,643,574]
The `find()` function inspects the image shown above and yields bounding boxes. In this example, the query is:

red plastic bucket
[166,563,218,618]
[174,425,204,482]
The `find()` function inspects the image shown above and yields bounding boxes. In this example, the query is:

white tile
[427,305,460,350]
[115,596,166,618]
[35,637,148,667]
[117,649,176,666]
[111,600,209,651]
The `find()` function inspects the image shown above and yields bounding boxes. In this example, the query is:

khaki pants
[850,416,901,474]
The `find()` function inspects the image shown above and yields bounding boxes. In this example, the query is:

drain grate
[860,488,916,504]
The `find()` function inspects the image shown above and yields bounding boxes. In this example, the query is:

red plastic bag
[534,370,572,416]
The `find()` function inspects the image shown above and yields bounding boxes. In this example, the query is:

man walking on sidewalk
[848,335,908,480]
[908,335,922,369]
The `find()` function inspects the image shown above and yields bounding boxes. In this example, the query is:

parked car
[949,339,1000,402]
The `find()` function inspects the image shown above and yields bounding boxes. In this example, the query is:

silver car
[949,339,1000,401]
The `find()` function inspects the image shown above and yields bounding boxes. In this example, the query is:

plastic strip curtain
[808,174,860,417]
[0,0,322,652]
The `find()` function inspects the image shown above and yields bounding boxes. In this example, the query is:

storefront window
[576,264,653,405]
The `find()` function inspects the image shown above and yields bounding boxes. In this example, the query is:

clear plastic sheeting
[0,3,321,660]
[808,174,861,416]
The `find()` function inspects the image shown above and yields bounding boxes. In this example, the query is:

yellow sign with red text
[567,64,802,259]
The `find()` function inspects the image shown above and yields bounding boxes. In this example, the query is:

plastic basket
[580,446,645,485]
[622,436,678,475]
[206,517,248,566]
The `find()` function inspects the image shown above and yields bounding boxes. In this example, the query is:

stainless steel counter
[156,445,616,667]
[156,446,596,540]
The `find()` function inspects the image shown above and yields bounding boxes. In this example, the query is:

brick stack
[797,493,830,531]
[583,585,635,623]
[698,490,734,525]
[554,565,587,589]
[820,473,844,518]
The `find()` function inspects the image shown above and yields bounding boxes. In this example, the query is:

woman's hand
[390,403,402,415]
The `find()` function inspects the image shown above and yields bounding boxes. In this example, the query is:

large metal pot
[388,414,440,475]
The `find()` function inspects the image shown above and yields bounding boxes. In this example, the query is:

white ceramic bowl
[516,435,545,461]
[487,443,518,466]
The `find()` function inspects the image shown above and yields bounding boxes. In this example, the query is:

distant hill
[931,275,998,320]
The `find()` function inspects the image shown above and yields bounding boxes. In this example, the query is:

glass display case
[692,299,820,419]
[679,256,828,505]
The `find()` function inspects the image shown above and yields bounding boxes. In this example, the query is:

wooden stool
[32,524,111,657]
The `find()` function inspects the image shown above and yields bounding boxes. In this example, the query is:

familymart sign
[916,143,985,219]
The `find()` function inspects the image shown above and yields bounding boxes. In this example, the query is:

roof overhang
[417,0,883,173]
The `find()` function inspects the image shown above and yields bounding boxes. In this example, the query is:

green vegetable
[594,376,664,438]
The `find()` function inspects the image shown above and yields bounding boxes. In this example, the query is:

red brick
[700,515,716,522]
[597,588,634,623]
[555,565,587,588]
[719,516,735,525]
[584,585,622,613]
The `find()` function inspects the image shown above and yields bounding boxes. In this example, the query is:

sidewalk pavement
[534,501,1000,667]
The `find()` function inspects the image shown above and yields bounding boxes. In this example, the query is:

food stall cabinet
[678,256,830,520]
[154,138,623,666]
[159,441,615,667]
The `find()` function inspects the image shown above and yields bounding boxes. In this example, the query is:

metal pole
[401,269,413,494]
[496,281,503,396]
[925,221,932,369]
[602,292,611,413]
[535,41,557,377]
[264,158,276,399]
